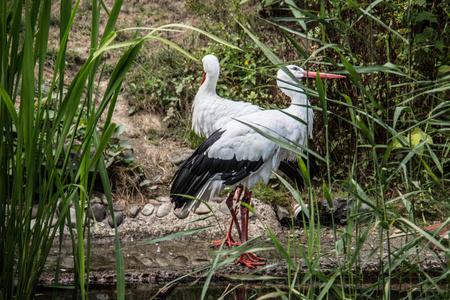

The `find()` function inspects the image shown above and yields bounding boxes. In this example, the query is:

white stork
[171,65,345,267]
[190,55,318,248]
[191,55,261,247]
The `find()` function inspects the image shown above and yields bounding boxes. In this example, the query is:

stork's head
[277,65,345,95]
[201,55,220,85]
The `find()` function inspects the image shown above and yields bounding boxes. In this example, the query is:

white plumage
[191,54,261,138]
[171,64,344,267]
[172,65,314,216]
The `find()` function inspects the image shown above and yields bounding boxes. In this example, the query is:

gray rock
[211,197,223,203]
[172,256,189,266]
[69,207,77,226]
[173,208,187,219]
[167,149,195,165]
[220,201,232,215]
[156,196,170,202]
[89,203,107,222]
[108,211,124,228]
[50,217,59,227]
[91,192,107,205]
[90,195,103,204]
[142,204,155,216]
[156,203,172,218]
[319,198,372,225]
[129,205,140,218]
[113,204,123,211]
[140,257,154,267]
[276,205,290,224]
[148,199,160,206]
[194,203,210,215]
[32,205,39,219]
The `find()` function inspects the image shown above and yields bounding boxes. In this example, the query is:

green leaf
[393,106,411,129]
[414,11,437,23]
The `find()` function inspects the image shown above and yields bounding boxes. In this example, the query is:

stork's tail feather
[170,130,225,216]
[278,154,319,190]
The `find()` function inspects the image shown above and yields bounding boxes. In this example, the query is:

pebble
[193,203,210,215]
[148,199,160,206]
[89,203,107,222]
[113,204,123,211]
[219,201,231,215]
[276,205,290,223]
[156,203,172,218]
[129,205,140,218]
[173,208,186,219]
[211,197,223,203]
[108,211,124,228]
[50,217,58,227]
[172,256,189,266]
[141,204,155,216]
[156,196,170,202]
[69,207,77,226]
[32,205,39,219]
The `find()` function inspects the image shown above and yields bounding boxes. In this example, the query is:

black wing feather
[170,130,264,209]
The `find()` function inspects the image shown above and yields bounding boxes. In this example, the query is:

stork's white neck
[199,71,219,96]
[199,55,221,96]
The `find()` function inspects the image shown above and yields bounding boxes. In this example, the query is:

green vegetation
[1,0,448,299]
[0,1,141,298]
[150,0,449,299]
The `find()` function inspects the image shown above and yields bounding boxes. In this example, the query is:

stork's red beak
[302,71,346,79]
[200,72,206,85]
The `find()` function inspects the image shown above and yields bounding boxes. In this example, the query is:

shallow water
[36,284,244,300]
[45,239,217,272]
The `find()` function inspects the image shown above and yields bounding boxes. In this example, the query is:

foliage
[234,0,449,298]
[105,124,135,168]
[148,0,449,299]
[0,1,239,299]
[0,0,134,298]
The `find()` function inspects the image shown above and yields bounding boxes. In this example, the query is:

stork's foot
[212,235,241,247]
[235,253,266,268]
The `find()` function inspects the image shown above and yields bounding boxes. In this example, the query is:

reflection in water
[36,284,257,299]
[45,239,216,272]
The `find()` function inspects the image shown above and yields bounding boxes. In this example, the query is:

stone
[156,196,170,202]
[167,149,195,165]
[193,203,210,215]
[129,205,140,218]
[172,256,189,266]
[141,204,155,216]
[173,208,187,219]
[91,192,107,205]
[219,201,232,215]
[108,211,124,228]
[113,204,123,211]
[90,195,103,204]
[156,203,172,218]
[50,217,58,227]
[32,205,39,219]
[148,199,160,206]
[89,203,107,222]
[69,207,77,226]
[211,197,223,203]
[318,198,372,225]
[276,205,290,224]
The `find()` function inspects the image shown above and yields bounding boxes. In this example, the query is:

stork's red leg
[212,187,243,247]
[235,190,266,268]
